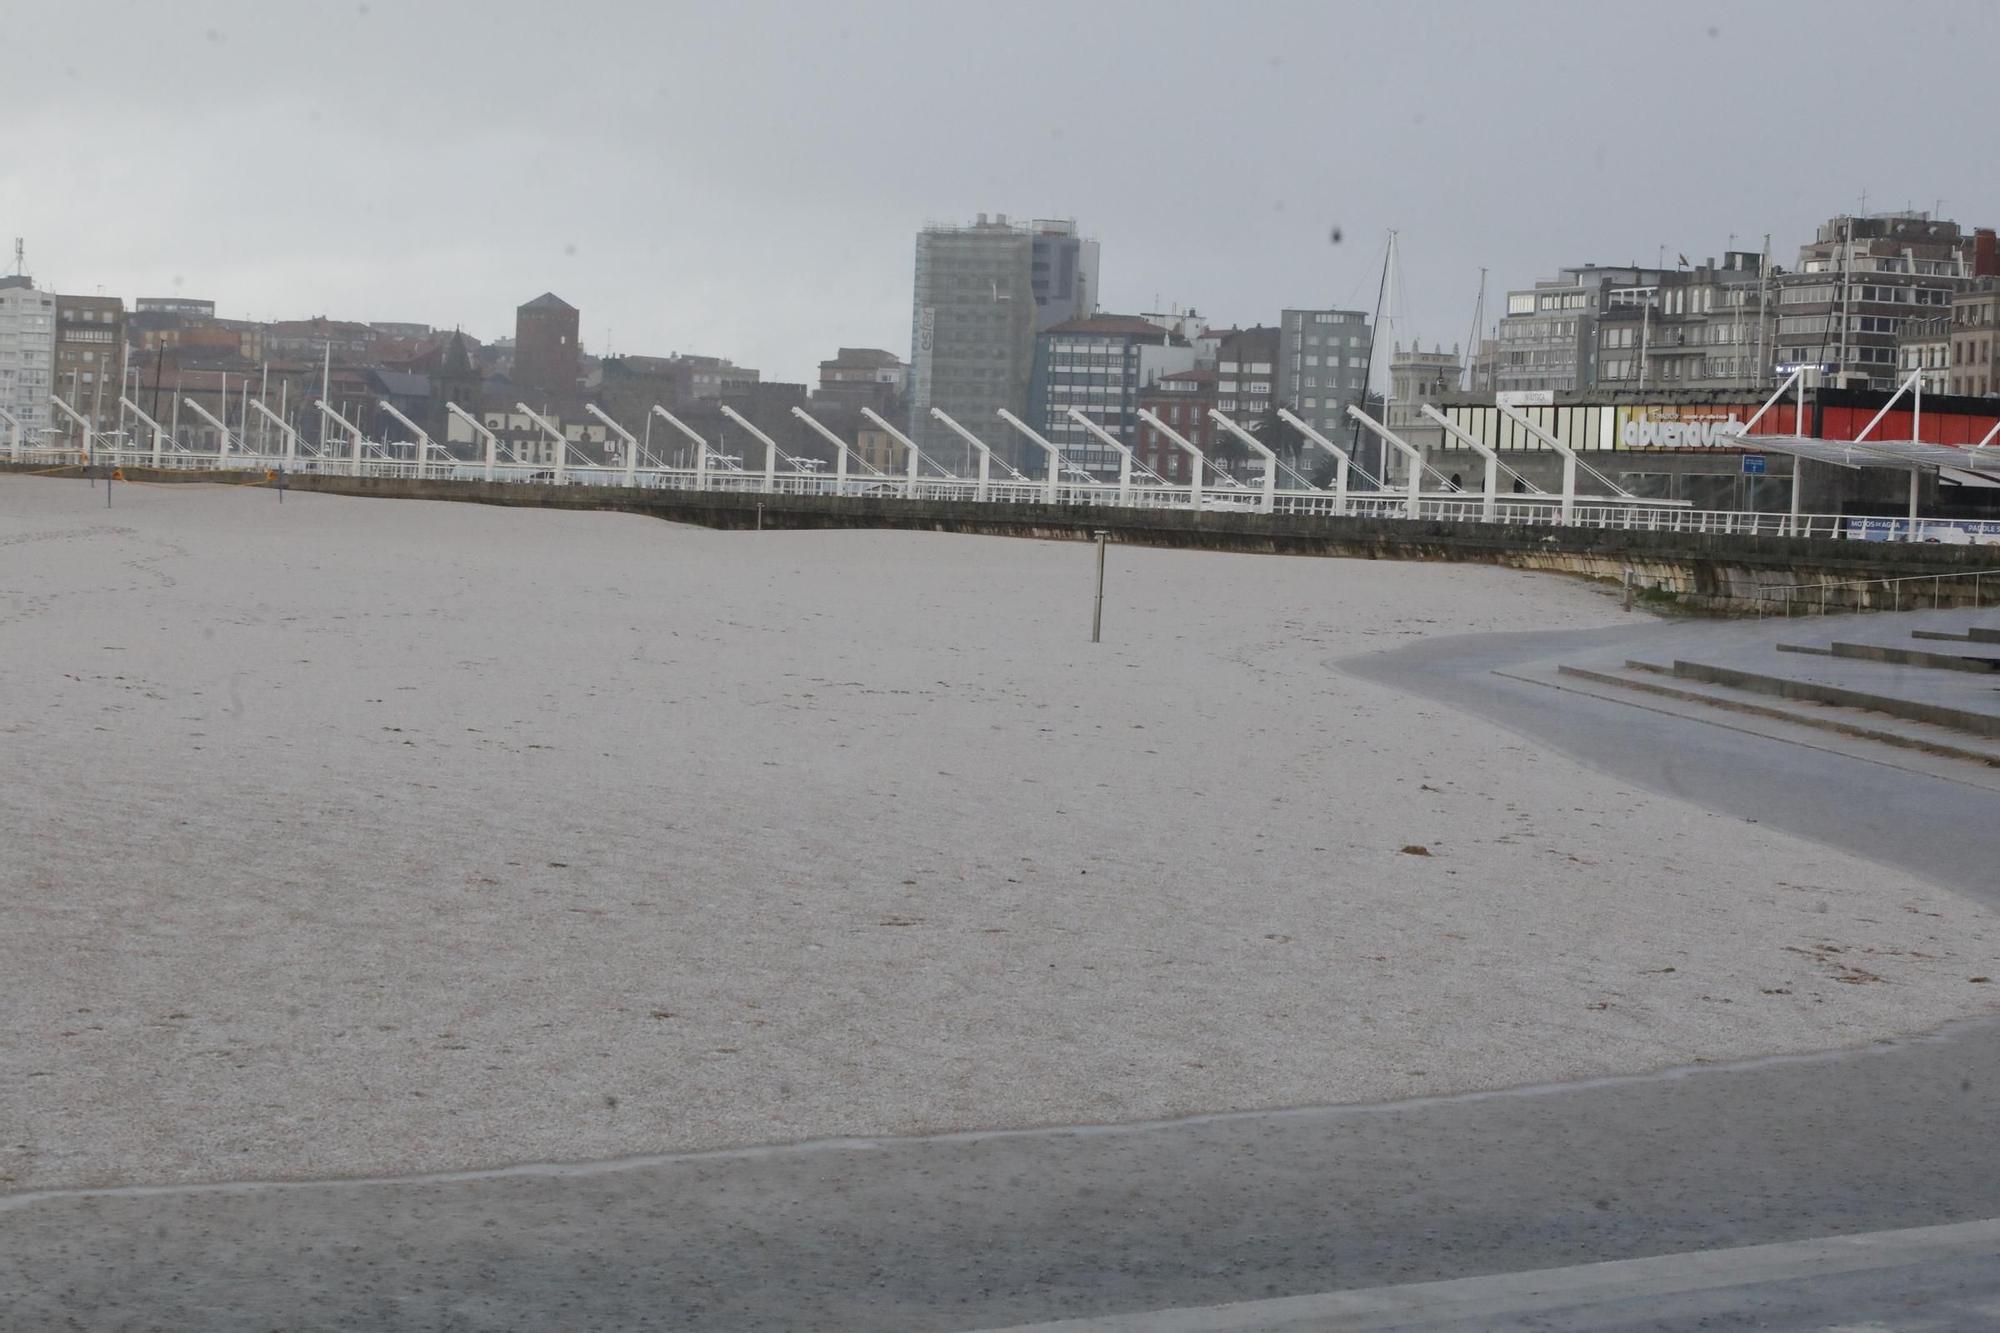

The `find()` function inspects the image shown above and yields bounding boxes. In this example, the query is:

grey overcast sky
[7,0,1998,384]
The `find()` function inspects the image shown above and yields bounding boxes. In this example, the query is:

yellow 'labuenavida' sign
[1614,406,1748,448]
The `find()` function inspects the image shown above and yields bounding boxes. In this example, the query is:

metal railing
[0,442,1905,542]
[1753,567,2000,616]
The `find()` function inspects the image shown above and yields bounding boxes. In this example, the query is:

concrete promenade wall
[9,463,1997,613]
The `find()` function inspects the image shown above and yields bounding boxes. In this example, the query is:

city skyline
[9,0,1999,386]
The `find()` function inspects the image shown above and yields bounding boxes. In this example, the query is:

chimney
[1975,228,1997,278]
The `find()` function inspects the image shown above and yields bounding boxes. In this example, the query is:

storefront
[1426,389,2000,514]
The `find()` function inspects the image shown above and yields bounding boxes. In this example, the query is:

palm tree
[1208,415,1250,477]
[1249,405,1305,482]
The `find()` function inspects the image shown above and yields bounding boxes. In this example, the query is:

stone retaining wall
[9,464,1994,614]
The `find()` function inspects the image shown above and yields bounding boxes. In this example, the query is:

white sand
[2,476,1995,1191]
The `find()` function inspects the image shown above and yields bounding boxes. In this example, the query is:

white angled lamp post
[995,408,1068,506]
[515,402,570,483]
[927,408,1006,502]
[1276,408,1356,516]
[1345,403,1427,519]
[1420,404,1512,521]
[377,399,435,478]
[1206,411,1279,514]
[859,407,931,499]
[584,404,641,487]
[181,395,239,467]
[794,406,889,495]
[1494,402,1580,523]
[1132,408,1209,512]
[118,397,171,468]
[651,405,710,488]
[315,398,369,472]
[1064,408,1134,505]
[248,398,304,470]
[446,402,500,481]
[718,404,781,494]
[1493,402,1676,525]
[49,394,99,468]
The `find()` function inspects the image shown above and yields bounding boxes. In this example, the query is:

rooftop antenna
[10,238,22,278]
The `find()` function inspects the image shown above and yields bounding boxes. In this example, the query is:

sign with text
[1615,406,1748,449]
[914,306,936,400]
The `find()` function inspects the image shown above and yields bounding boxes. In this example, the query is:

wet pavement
[1346,608,2000,902]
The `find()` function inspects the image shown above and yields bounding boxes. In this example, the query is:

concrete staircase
[1555,618,2000,769]
[1913,627,2000,646]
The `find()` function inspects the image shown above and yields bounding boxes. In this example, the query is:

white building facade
[0,276,57,443]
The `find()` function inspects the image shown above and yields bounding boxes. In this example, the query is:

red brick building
[1136,368,1216,483]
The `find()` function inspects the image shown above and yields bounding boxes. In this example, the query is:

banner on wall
[1614,405,1749,449]
[1842,517,2000,544]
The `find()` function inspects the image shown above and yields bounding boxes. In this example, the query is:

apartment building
[1029,313,1193,477]
[1772,213,1995,390]
[0,276,56,442]
[1213,326,1280,419]
[1946,278,1999,397]
[1276,307,1370,440]
[52,293,127,437]
[1494,264,1672,394]
[909,214,1100,472]
[1593,252,1770,392]
[1135,368,1216,484]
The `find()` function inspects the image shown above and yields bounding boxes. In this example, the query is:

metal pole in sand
[1092,529,1108,643]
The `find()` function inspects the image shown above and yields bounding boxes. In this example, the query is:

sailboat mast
[1352,230,1395,488]
[1383,231,1397,395]
[1380,231,1399,482]
[1464,268,1487,392]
